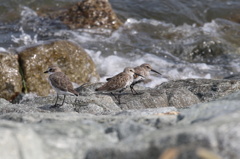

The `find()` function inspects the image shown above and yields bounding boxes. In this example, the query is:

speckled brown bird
[44,65,78,108]
[107,63,161,95]
[95,67,142,104]
[130,63,161,94]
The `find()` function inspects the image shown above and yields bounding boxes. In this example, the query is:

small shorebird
[130,63,161,94]
[107,63,161,95]
[95,67,143,104]
[44,65,79,108]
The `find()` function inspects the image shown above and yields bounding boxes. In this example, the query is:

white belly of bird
[126,78,134,87]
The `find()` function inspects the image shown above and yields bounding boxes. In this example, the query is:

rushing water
[1,0,240,87]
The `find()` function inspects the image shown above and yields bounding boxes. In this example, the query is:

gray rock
[167,88,200,108]
[1,78,240,159]
[115,107,177,116]
[224,73,240,80]
[77,78,240,109]
[0,119,116,159]
[85,110,240,159]
[0,52,22,101]
[18,40,99,96]
[74,94,121,114]
[157,78,240,103]
[38,0,123,29]
[179,90,240,124]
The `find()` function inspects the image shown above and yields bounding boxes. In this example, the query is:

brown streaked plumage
[96,67,141,104]
[107,63,161,95]
[44,65,78,108]
[130,63,161,94]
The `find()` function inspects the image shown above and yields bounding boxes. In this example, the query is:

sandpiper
[95,67,143,104]
[44,65,79,108]
[107,63,161,94]
[130,63,161,94]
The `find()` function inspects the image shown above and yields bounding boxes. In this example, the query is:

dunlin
[130,63,161,94]
[44,65,78,108]
[95,67,142,104]
[107,63,161,94]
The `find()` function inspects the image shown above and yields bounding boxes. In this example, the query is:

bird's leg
[130,83,138,95]
[110,92,121,104]
[73,96,78,107]
[111,92,118,101]
[117,88,128,104]
[59,95,66,107]
[130,80,144,95]
[51,94,60,108]
[117,95,121,104]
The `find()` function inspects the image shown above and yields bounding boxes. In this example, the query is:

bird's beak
[44,70,49,73]
[151,69,161,75]
[134,73,144,78]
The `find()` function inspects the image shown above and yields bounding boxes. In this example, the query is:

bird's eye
[49,68,53,72]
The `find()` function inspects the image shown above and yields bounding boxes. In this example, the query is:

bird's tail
[71,89,79,96]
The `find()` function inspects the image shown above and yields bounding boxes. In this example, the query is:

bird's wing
[49,72,75,93]
[98,73,129,91]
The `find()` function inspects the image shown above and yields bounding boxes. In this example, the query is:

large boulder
[39,0,123,29]
[0,52,22,101]
[18,40,99,96]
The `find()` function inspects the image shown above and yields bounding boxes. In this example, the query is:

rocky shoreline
[1,78,240,159]
[1,0,240,158]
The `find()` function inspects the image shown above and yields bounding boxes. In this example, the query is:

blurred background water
[0,0,240,87]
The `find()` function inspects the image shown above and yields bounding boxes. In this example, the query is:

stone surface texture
[39,0,123,29]
[0,78,240,159]
[18,40,99,96]
[0,52,22,101]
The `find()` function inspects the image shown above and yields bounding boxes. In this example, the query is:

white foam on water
[202,20,220,37]
[53,18,221,88]
[86,49,212,88]
[125,18,174,28]
[11,27,38,46]
[20,6,38,23]
[0,47,7,52]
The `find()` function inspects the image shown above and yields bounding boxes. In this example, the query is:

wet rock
[189,40,227,64]
[173,39,230,65]
[18,40,99,96]
[40,0,123,29]
[0,52,22,101]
